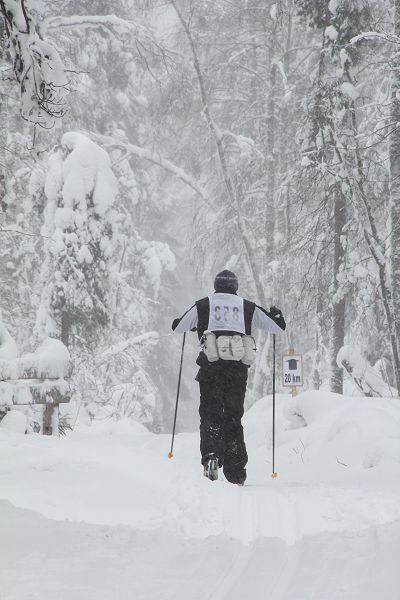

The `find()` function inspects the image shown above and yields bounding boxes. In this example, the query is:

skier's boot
[203,454,219,481]
[223,467,246,486]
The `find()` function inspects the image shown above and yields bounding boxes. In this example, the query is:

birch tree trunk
[330,186,346,393]
[389,0,400,394]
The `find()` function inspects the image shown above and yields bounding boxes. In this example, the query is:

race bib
[208,294,246,333]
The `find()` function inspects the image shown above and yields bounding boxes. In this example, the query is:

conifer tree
[36,132,117,348]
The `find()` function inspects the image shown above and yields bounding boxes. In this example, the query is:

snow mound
[364,438,400,469]
[77,416,149,437]
[277,390,400,470]
[0,410,27,433]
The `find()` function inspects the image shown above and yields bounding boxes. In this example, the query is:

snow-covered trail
[1,391,400,599]
[2,501,399,600]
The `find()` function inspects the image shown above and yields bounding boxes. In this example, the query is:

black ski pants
[196,359,248,484]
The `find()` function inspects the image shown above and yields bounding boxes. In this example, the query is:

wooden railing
[0,338,71,435]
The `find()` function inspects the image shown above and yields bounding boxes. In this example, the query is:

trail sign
[282,352,303,393]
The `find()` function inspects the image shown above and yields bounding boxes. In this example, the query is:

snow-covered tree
[0,0,68,129]
[294,0,375,393]
[36,132,117,347]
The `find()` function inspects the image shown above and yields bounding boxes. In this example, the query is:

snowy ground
[1,391,400,599]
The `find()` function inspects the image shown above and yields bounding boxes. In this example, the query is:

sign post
[282,348,303,397]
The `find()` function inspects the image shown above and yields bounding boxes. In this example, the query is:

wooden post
[43,404,59,436]
[0,339,71,436]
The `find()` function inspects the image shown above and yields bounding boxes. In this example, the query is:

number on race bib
[208,295,245,333]
[214,305,241,325]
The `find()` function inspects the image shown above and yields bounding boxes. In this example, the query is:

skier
[172,270,286,485]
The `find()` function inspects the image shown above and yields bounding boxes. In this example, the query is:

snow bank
[1,389,400,549]
[77,417,149,437]
[0,410,27,433]
[279,390,400,470]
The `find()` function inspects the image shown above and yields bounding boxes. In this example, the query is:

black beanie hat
[214,270,239,293]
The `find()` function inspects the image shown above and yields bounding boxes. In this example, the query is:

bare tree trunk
[312,257,325,390]
[61,311,70,348]
[265,51,277,282]
[390,0,400,394]
[281,0,293,252]
[330,186,346,394]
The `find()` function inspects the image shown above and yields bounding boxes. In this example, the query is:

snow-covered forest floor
[2,390,400,600]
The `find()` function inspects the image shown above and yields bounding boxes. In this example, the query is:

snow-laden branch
[45,14,151,37]
[92,133,214,209]
[116,143,212,206]
[99,332,159,361]
[351,31,400,46]
[0,0,68,128]
[337,345,397,397]
[44,14,168,60]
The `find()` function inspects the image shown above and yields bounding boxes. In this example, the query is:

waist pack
[202,331,256,365]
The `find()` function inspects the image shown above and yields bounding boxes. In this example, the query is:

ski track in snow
[1,391,400,598]
[2,501,399,600]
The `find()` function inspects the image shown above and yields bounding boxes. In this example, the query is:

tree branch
[92,132,215,210]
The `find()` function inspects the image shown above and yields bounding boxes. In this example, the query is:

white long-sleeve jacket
[172,292,285,339]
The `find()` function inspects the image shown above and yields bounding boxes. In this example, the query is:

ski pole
[168,332,186,459]
[272,333,278,479]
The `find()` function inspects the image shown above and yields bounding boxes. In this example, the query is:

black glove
[269,306,286,330]
[269,305,282,317]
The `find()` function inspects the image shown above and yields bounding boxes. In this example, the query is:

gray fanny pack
[202,331,256,365]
